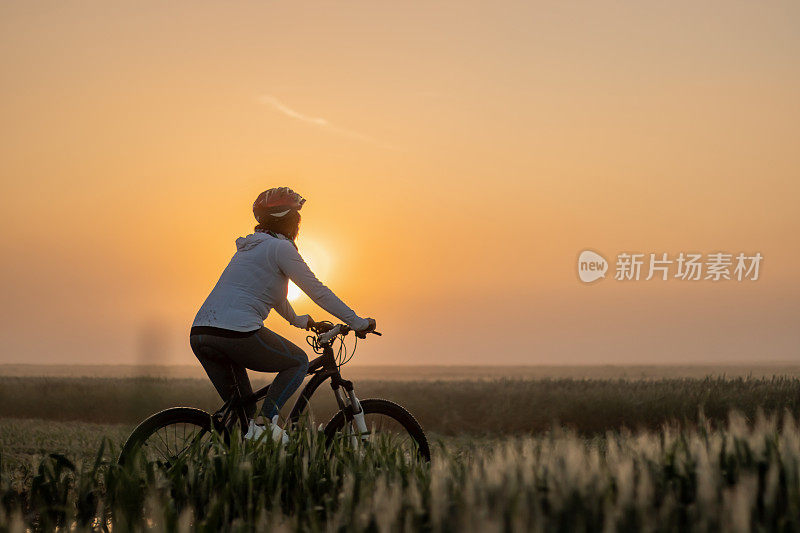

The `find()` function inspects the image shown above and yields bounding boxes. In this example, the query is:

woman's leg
[226,328,309,421]
[190,334,256,419]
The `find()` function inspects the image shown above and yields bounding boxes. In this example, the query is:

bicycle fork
[331,378,369,447]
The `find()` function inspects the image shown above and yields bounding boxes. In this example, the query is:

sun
[287,281,303,302]
[286,238,331,302]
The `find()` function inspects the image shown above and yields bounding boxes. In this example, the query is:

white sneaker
[245,415,289,444]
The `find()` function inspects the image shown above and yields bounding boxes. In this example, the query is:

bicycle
[118,323,430,466]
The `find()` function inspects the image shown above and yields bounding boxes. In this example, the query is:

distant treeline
[4,363,800,380]
[1,376,800,435]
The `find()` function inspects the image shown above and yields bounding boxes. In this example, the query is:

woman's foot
[245,415,289,444]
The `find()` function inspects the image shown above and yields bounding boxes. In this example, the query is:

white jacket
[192,232,369,332]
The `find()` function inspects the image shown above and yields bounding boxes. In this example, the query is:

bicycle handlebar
[316,324,381,344]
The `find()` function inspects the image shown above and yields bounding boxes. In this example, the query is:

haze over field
[1,1,798,366]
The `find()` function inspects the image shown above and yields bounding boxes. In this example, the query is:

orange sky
[1,1,798,365]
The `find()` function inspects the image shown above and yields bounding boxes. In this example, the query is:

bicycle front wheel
[324,398,431,462]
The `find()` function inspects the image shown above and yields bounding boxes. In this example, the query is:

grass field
[3,413,800,531]
[2,375,800,435]
[3,370,800,530]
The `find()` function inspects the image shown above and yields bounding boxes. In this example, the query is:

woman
[189,187,376,442]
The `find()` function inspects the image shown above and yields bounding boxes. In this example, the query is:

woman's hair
[255,210,301,242]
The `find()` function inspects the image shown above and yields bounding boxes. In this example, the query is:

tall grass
[3,411,800,531]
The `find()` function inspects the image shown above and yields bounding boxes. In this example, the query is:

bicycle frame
[211,337,367,439]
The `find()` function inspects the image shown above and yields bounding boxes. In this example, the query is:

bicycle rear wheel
[324,398,430,462]
[119,407,222,467]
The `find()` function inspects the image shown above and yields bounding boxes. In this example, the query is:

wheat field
[2,412,800,531]
[3,373,800,531]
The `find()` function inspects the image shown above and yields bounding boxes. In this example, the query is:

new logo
[577,250,608,283]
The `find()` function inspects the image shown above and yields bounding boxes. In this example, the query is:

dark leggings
[189,326,309,420]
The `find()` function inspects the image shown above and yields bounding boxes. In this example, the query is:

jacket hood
[235,231,288,251]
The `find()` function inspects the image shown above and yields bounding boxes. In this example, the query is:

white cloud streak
[258,94,397,150]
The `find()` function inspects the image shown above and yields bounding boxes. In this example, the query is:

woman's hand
[355,318,377,338]
[308,319,335,334]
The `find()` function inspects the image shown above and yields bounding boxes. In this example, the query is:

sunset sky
[1,1,798,366]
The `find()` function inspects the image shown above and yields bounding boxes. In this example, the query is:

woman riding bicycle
[189,187,376,443]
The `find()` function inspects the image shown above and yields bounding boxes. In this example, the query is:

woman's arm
[273,298,311,330]
[275,241,370,331]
